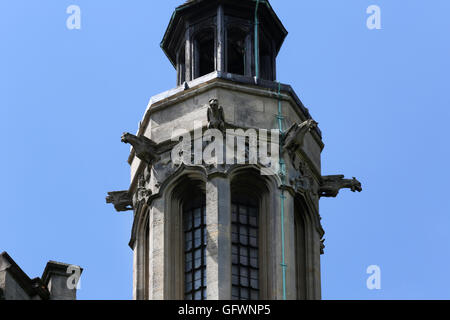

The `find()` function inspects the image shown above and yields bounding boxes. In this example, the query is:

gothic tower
[107,0,361,300]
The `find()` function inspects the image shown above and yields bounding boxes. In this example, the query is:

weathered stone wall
[0,271,31,300]
[129,77,323,185]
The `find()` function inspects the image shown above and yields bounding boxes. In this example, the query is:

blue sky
[1,0,449,300]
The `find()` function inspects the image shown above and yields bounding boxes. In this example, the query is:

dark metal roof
[161,0,288,68]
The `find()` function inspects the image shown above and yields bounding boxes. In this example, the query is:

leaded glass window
[231,201,259,300]
[184,203,207,300]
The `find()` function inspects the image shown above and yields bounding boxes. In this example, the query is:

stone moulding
[126,73,325,166]
[126,161,328,251]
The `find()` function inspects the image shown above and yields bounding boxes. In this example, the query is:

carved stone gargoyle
[106,191,133,212]
[121,133,160,165]
[207,98,226,132]
[319,175,362,198]
[282,119,318,155]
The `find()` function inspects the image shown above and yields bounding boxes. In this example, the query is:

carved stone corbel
[106,191,133,212]
[121,132,160,165]
[207,98,226,132]
[319,175,362,198]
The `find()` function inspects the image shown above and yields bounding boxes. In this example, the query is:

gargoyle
[282,119,318,155]
[121,132,160,165]
[106,191,133,212]
[207,98,226,132]
[319,175,362,198]
[320,239,325,255]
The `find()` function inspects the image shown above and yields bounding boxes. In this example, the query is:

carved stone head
[305,119,319,131]
[121,132,131,144]
[209,98,219,110]
[351,177,363,192]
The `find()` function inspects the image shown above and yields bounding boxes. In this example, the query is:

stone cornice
[127,72,324,166]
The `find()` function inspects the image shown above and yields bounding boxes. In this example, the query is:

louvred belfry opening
[161,0,288,85]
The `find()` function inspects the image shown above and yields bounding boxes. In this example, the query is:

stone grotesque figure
[106,191,133,212]
[319,175,362,198]
[283,119,318,154]
[133,174,152,208]
[207,98,226,132]
[121,133,160,165]
[290,159,315,193]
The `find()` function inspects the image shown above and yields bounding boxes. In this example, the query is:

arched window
[294,200,307,300]
[227,27,248,75]
[231,194,259,300]
[183,196,207,300]
[194,29,215,78]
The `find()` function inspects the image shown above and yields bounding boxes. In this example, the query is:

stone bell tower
[107,0,361,300]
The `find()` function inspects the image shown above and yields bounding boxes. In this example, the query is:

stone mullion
[205,176,231,300]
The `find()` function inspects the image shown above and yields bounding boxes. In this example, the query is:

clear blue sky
[1,0,449,300]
